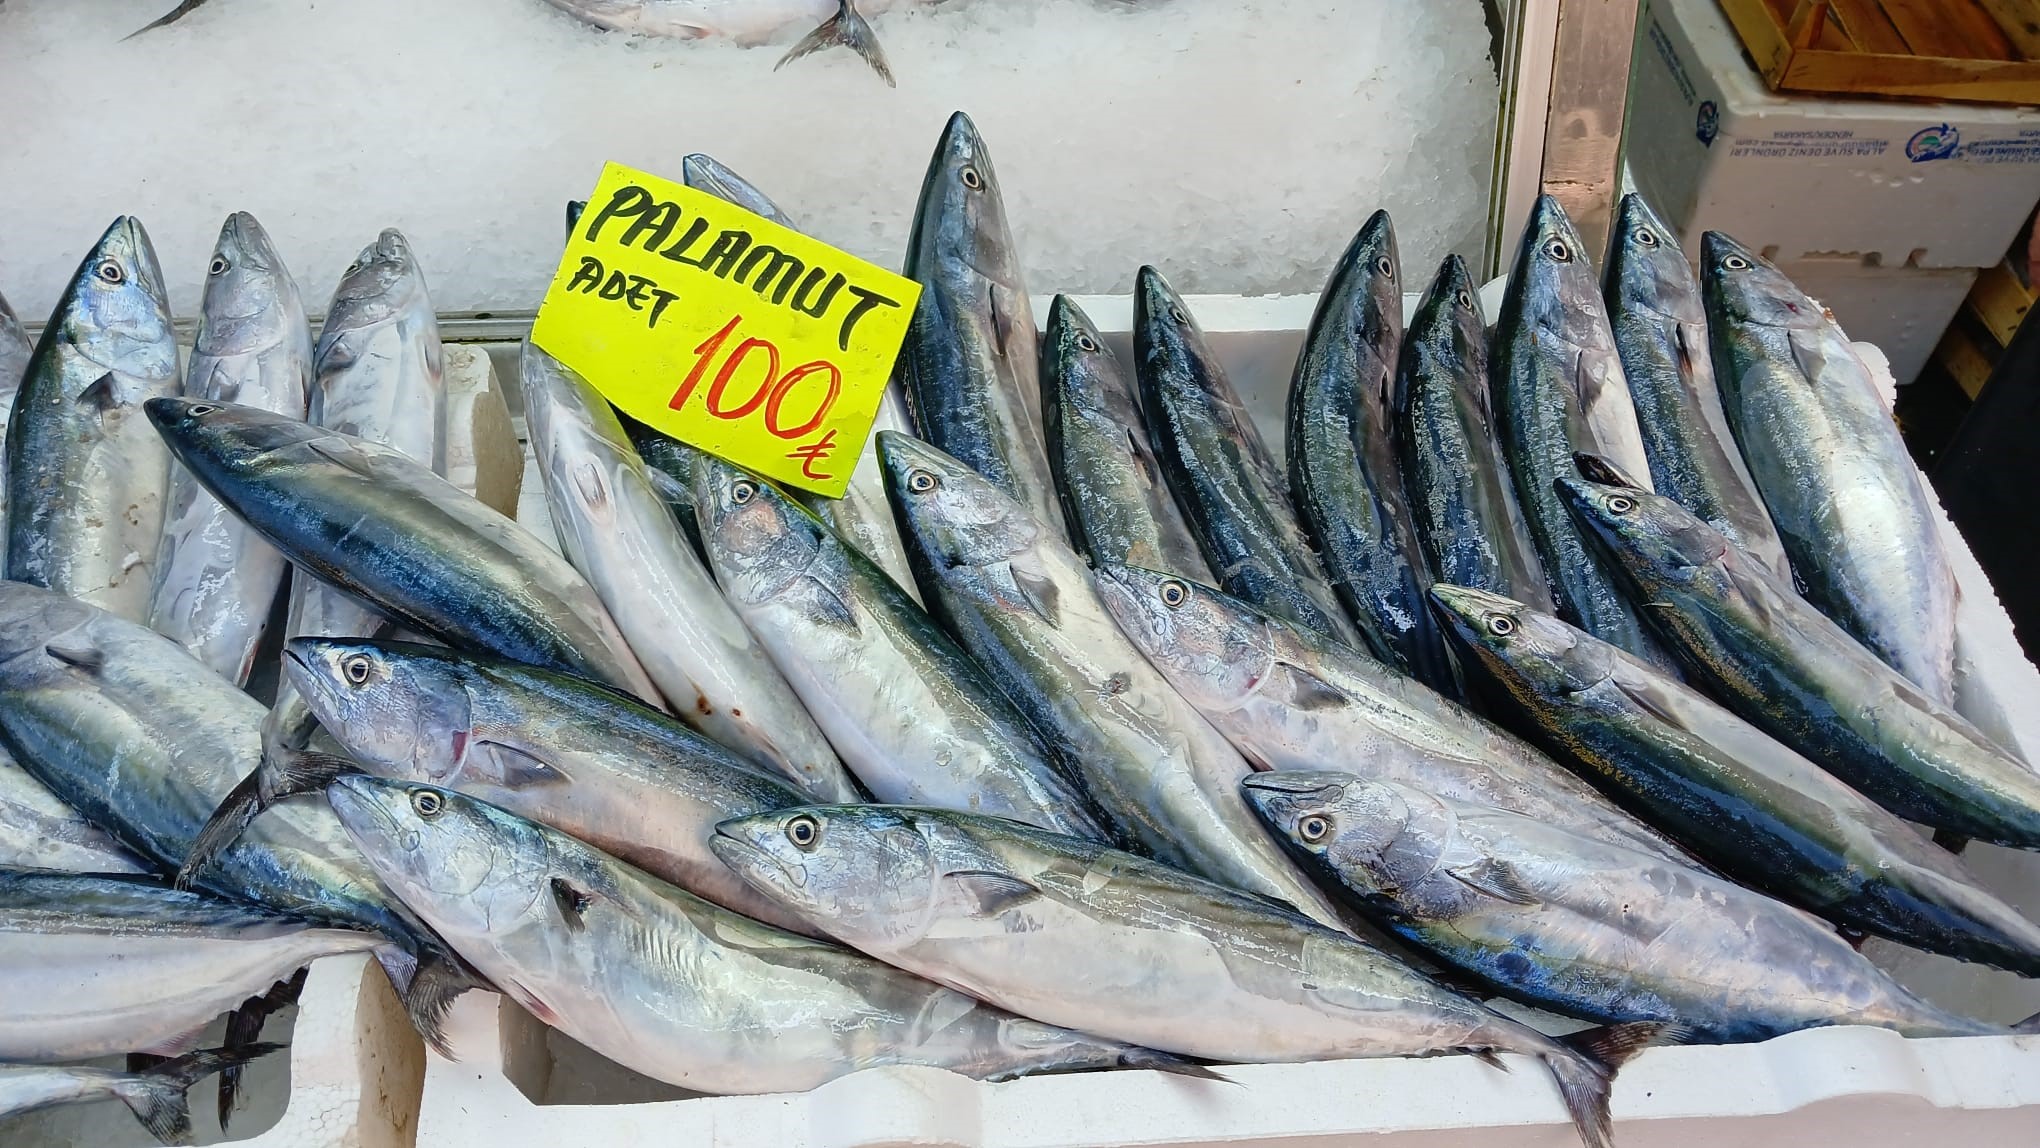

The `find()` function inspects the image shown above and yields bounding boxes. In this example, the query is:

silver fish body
[5,217,180,621]
[0,745,145,874]
[148,212,313,683]
[878,432,1350,930]
[0,291,30,572]
[521,344,851,797]
[1701,232,1956,703]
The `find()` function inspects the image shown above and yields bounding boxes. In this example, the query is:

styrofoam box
[1624,0,2040,271]
[428,294,2040,1147]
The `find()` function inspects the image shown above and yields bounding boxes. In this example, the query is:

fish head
[1410,253,1487,358]
[695,456,823,607]
[1042,294,1131,427]
[319,228,425,338]
[879,430,1040,570]
[327,775,546,934]
[1428,583,1612,697]
[54,215,176,380]
[1605,195,1700,323]
[1241,770,1418,888]
[285,638,473,784]
[1700,232,1825,331]
[146,397,318,474]
[1133,266,1216,394]
[1091,563,1276,712]
[519,341,618,480]
[1324,211,1402,350]
[1501,196,1603,337]
[712,805,942,950]
[1557,467,1727,589]
[194,212,303,360]
[681,153,795,228]
[905,112,1019,286]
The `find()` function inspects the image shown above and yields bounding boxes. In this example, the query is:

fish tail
[175,750,364,889]
[111,1043,286,1144]
[122,0,209,41]
[1116,1045,1233,1082]
[1543,1022,1687,1148]
[219,968,309,1130]
[775,0,896,87]
[398,947,489,1057]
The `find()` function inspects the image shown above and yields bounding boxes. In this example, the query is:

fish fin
[1571,452,1644,490]
[76,372,121,415]
[549,876,595,931]
[218,969,306,1129]
[1443,858,1539,906]
[1467,1048,1509,1071]
[1010,567,1062,627]
[1264,660,1350,711]
[174,766,270,890]
[43,631,105,669]
[474,741,572,788]
[121,0,209,40]
[774,0,895,87]
[112,1042,285,1145]
[400,949,484,1057]
[1116,1047,1233,1082]
[1607,673,1696,732]
[644,463,692,507]
[1541,1049,1616,1148]
[1563,1021,1688,1070]
[2015,1010,2040,1034]
[808,581,860,630]
[1932,828,1972,855]
[273,750,367,796]
[938,869,1043,916]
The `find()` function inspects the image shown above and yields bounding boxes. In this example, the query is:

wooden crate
[1718,0,2040,103]
[1932,259,2037,397]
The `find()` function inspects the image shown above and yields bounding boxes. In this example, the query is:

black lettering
[616,199,681,251]
[735,246,805,305]
[583,185,651,244]
[565,255,604,293]
[598,270,631,301]
[836,286,904,351]
[790,270,845,318]
[679,230,752,278]
[658,217,710,262]
[622,275,655,311]
[646,289,679,328]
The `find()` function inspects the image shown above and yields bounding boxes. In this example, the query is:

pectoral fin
[939,870,1042,917]
[1444,858,1538,906]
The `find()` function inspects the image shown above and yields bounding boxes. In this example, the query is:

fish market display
[1394,254,1553,611]
[878,432,1351,929]
[285,636,824,934]
[1563,473,2040,848]
[329,776,1194,1092]
[1431,583,2040,975]
[0,746,145,874]
[522,343,852,797]
[5,217,180,621]
[1603,196,1789,581]
[1093,563,1683,863]
[0,1044,281,1144]
[1242,774,2009,1042]
[1041,294,1210,580]
[0,291,28,571]
[896,113,1063,534]
[695,455,1106,837]
[1702,232,1957,703]
[1491,197,1667,666]
[147,398,657,701]
[1136,266,1358,646]
[713,804,1636,1148]
[1288,212,1453,691]
[147,212,313,683]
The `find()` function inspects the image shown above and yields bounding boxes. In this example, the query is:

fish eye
[94,259,126,285]
[410,789,444,818]
[1545,239,1571,263]
[187,403,219,417]
[1455,288,1473,309]
[1606,495,1637,515]
[1375,255,1395,279]
[208,255,231,276]
[960,165,984,191]
[786,814,821,850]
[1298,814,1331,843]
[1158,579,1189,608]
[1723,255,1751,271]
[1167,305,1188,325]
[1075,332,1100,354]
[1487,614,1516,637]
[907,468,939,494]
[730,479,757,505]
[343,653,373,685]
[1637,229,1659,248]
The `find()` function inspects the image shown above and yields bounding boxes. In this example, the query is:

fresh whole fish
[1091,563,1684,863]
[1288,212,1454,691]
[1394,255,1552,611]
[896,112,1063,534]
[878,432,1351,930]
[5,217,180,621]
[1561,473,2040,849]
[1603,197,1789,580]
[713,804,1642,1148]
[0,744,146,874]
[145,399,658,701]
[543,0,904,84]
[147,212,312,684]
[1040,294,1210,581]
[1431,583,2040,975]
[695,454,1105,836]
[0,291,30,572]
[328,776,1197,1092]
[284,635,824,934]
[1135,266,1358,646]
[1702,231,1957,703]
[1241,774,2009,1042]
[521,343,853,798]
[1491,197,1668,667]
[0,869,380,1062]
[0,1044,282,1145]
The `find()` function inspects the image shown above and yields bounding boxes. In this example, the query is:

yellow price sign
[532,161,921,498]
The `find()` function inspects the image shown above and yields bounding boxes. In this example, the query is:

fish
[1241,773,2007,1043]
[281,634,827,935]
[1560,471,2040,849]
[1136,266,1358,646]
[896,112,1063,535]
[1701,231,1957,703]
[679,152,922,600]
[712,804,1649,1148]
[145,399,659,702]
[0,744,146,874]
[1091,563,1685,862]
[328,776,1198,1092]
[0,291,29,572]
[541,1,910,84]
[0,1044,283,1145]
[878,431,1352,930]
[1603,197,1789,581]
[1288,212,1454,692]
[146,213,313,684]
[695,454,1107,837]
[620,417,713,565]
[1431,582,2040,976]
[1393,254,1553,611]
[1490,196,1669,667]
[0,868,381,1063]
[1040,294,1211,581]
[521,343,854,798]
[5,217,180,621]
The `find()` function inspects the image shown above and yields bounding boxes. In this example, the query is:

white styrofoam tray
[432,293,2040,1146]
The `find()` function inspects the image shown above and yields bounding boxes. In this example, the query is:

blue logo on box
[1696,101,1719,147]
[1907,124,1960,162]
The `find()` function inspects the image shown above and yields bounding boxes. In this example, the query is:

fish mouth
[709,826,807,892]
[326,777,407,850]
[1240,772,1346,800]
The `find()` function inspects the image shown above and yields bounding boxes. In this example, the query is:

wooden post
[1538,0,1641,265]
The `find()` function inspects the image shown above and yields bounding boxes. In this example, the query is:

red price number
[668,314,846,479]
